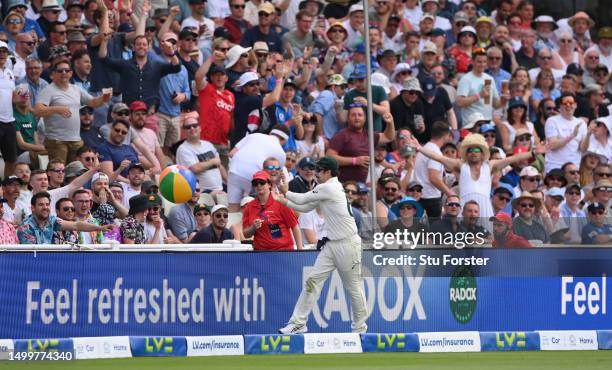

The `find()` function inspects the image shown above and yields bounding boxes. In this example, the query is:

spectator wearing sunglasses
[581,202,612,245]
[144,194,179,244]
[560,183,588,244]
[510,191,549,243]
[12,32,35,80]
[240,2,283,53]
[491,184,514,215]
[72,189,105,244]
[52,197,79,244]
[191,204,234,244]
[543,93,586,172]
[169,180,204,243]
[224,0,252,44]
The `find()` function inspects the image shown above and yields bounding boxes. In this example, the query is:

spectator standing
[191,204,234,243]
[328,106,396,183]
[0,40,17,177]
[240,2,283,53]
[195,53,235,169]
[99,34,181,107]
[414,121,454,218]
[176,113,225,194]
[310,74,347,141]
[456,49,507,125]
[12,32,35,80]
[156,32,191,155]
[389,77,425,141]
[13,84,46,168]
[34,60,111,164]
[289,157,317,193]
[182,0,215,53]
[129,101,168,169]
[242,170,302,250]
[227,124,289,211]
[343,64,389,133]
[544,93,587,172]
[97,120,140,181]
[224,0,251,44]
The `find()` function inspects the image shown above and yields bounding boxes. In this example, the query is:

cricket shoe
[352,323,368,334]
[278,322,308,334]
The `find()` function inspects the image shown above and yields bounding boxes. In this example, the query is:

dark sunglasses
[521,176,540,182]
[114,128,128,135]
[148,206,161,212]
[145,189,158,194]
[566,191,581,196]
[83,156,96,162]
[232,4,246,8]
[216,47,230,52]
[55,68,71,74]
[597,172,611,178]
[497,195,511,202]
[49,168,65,173]
[252,180,268,187]
[62,206,75,212]
[446,202,461,208]
[165,39,177,45]
[183,123,199,130]
[466,147,482,153]
[215,213,229,219]
[408,187,422,193]
[116,111,130,116]
[265,165,281,171]
[258,11,271,17]
[590,209,605,215]
[20,41,35,46]
[520,203,535,209]
[345,189,357,195]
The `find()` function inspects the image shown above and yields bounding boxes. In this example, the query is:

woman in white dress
[407,133,543,218]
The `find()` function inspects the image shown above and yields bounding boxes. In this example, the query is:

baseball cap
[459,25,477,36]
[406,181,423,191]
[193,204,211,215]
[225,45,252,68]
[565,183,581,192]
[128,162,145,172]
[377,49,398,61]
[519,166,540,177]
[566,63,584,76]
[489,212,512,227]
[129,101,147,112]
[354,43,366,54]
[0,41,10,51]
[454,11,469,24]
[298,157,316,169]
[240,196,254,208]
[316,156,339,172]
[237,71,259,89]
[92,172,109,184]
[420,13,435,22]
[112,103,130,113]
[179,28,198,39]
[429,28,446,37]
[142,180,159,193]
[587,202,605,212]
[545,187,565,199]
[421,41,437,54]
[211,204,229,215]
[257,2,275,14]
[2,175,24,186]
[147,194,162,206]
[493,185,513,197]
[252,170,271,182]
[348,4,364,14]
[129,194,151,215]
[161,32,178,43]
[356,182,369,194]
[421,76,437,98]
[349,64,366,80]
[208,63,227,76]
[479,123,496,134]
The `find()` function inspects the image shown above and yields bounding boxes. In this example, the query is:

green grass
[2,351,612,370]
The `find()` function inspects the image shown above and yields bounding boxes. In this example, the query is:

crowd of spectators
[0,0,611,248]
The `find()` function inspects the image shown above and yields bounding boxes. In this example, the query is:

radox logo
[449,266,477,324]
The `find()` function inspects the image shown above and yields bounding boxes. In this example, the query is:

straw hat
[568,11,594,28]
[460,133,489,161]
[511,191,542,210]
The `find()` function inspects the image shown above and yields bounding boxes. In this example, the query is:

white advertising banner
[538,330,598,350]
[418,331,481,352]
[186,335,244,356]
[303,333,363,354]
[72,336,132,359]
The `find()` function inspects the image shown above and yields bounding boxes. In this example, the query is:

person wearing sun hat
[511,191,549,243]
[409,133,540,218]
[567,11,595,52]
[384,195,425,234]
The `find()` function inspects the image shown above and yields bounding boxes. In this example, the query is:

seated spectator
[120,194,150,244]
[543,168,568,190]
[18,191,113,244]
[384,196,425,238]
[490,212,532,248]
[169,182,203,243]
[514,166,541,197]
[144,195,178,244]
[587,180,612,216]
[0,202,18,244]
[46,159,66,190]
[91,174,128,225]
[561,183,588,244]
[241,171,302,250]
[580,118,612,162]
[191,205,234,243]
[459,200,490,240]
[284,150,298,180]
[511,191,549,243]
[65,161,88,184]
[376,176,401,230]
[542,187,571,243]
[188,204,212,242]
[429,195,465,235]
[581,202,612,244]
[52,197,79,244]
[289,157,317,193]
[1,176,28,224]
[79,106,105,151]
[72,189,105,244]
[491,184,514,215]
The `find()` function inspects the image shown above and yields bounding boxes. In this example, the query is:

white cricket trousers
[288,234,368,331]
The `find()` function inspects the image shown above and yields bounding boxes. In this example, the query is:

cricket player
[277,156,368,334]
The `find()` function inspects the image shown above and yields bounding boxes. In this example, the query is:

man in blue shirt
[97,120,140,181]
[310,74,347,140]
[155,31,191,154]
[240,2,283,53]
[581,203,612,245]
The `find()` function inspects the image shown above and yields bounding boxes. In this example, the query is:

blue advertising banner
[13,338,73,353]
[361,333,419,352]
[597,330,612,350]
[0,250,610,338]
[479,332,540,351]
[244,335,304,355]
[129,336,187,357]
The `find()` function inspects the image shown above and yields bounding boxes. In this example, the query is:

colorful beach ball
[159,165,197,204]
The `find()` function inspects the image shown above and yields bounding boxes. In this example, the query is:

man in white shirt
[544,93,587,172]
[414,121,454,218]
[122,163,146,207]
[343,4,364,49]
[227,124,290,211]
[176,114,225,194]
[528,47,565,86]
[181,0,215,53]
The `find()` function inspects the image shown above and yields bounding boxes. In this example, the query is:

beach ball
[159,165,197,204]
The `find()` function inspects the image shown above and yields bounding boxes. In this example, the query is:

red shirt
[448,45,473,74]
[492,232,532,248]
[199,83,235,145]
[329,128,379,183]
[242,195,298,251]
